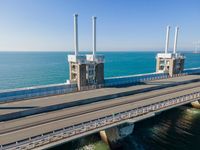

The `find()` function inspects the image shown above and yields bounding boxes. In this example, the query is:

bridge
[0,72,200,150]
[0,15,200,150]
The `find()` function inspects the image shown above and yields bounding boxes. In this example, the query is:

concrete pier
[191,100,200,108]
[100,123,134,149]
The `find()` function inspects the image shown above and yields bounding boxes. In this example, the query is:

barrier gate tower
[156,26,185,76]
[68,14,104,90]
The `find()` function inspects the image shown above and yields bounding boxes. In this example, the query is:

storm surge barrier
[0,67,200,103]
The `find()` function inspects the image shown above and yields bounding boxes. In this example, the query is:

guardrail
[183,67,200,75]
[104,67,200,87]
[79,84,104,91]
[1,91,200,150]
[104,72,169,87]
[0,83,77,103]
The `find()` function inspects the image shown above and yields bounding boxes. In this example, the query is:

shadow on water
[121,105,200,150]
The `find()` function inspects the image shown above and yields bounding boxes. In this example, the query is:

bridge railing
[104,72,169,87]
[0,83,77,103]
[104,67,200,87]
[1,91,200,150]
[79,84,104,91]
[183,67,200,75]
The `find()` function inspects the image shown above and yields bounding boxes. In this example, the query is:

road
[0,75,199,116]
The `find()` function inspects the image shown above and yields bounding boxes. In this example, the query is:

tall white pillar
[74,14,79,56]
[165,26,170,54]
[92,16,97,57]
[173,26,179,54]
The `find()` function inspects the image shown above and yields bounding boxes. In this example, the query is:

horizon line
[0,49,195,52]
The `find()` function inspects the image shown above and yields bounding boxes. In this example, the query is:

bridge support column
[191,100,200,109]
[99,123,134,149]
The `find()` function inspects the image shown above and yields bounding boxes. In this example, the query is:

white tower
[74,14,79,56]
[173,27,179,54]
[93,16,97,57]
[68,14,87,90]
[165,25,170,54]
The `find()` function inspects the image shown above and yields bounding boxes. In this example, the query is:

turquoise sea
[0,51,199,90]
[0,51,200,150]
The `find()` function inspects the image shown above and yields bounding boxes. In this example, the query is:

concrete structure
[68,15,104,90]
[156,26,185,76]
[191,100,200,108]
[100,123,134,149]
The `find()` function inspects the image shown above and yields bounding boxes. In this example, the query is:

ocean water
[0,51,199,90]
[0,51,200,150]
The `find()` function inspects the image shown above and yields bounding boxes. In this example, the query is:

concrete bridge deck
[0,74,200,148]
[0,75,199,118]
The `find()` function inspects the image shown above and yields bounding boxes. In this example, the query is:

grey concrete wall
[156,57,161,72]
[96,63,104,85]
[77,64,87,90]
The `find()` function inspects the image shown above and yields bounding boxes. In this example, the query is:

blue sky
[0,0,199,51]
